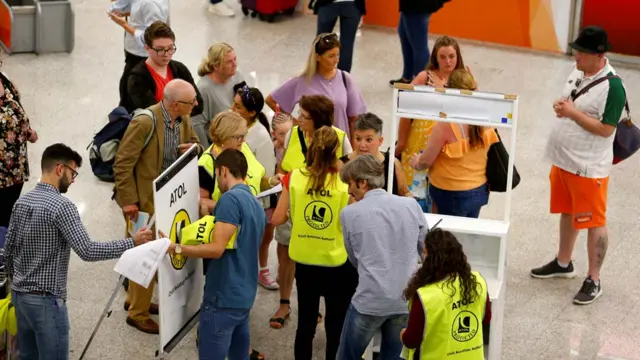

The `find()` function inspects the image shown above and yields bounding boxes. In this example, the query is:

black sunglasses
[570,78,583,99]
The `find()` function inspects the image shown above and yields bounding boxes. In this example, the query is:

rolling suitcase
[240,0,298,22]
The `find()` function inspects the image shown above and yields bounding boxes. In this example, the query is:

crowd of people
[0,0,627,357]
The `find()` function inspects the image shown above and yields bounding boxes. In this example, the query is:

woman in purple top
[265,33,367,140]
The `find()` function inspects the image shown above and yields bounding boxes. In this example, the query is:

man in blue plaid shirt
[4,143,154,360]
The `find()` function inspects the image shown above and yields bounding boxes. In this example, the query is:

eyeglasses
[152,45,177,56]
[230,131,248,142]
[177,97,197,106]
[296,109,311,120]
[59,163,79,179]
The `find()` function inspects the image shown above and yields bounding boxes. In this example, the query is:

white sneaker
[208,2,235,17]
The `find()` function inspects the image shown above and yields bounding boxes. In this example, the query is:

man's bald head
[163,79,196,103]
[162,79,198,118]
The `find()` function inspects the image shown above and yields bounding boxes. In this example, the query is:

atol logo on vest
[303,200,333,230]
[451,311,479,342]
[169,209,191,270]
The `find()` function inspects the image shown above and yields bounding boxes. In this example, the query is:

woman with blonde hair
[198,111,281,214]
[272,126,357,360]
[409,70,498,218]
[395,36,469,212]
[192,42,245,147]
[265,33,366,139]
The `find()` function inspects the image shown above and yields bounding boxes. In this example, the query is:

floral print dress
[0,72,31,188]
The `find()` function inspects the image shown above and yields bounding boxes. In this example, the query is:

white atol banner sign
[153,145,204,353]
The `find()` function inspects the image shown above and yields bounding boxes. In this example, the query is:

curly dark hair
[403,229,481,305]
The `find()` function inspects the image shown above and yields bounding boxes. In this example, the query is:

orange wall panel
[0,1,11,50]
[363,0,533,48]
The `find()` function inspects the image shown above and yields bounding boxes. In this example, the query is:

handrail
[0,0,13,53]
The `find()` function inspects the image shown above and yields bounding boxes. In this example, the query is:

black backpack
[87,107,156,182]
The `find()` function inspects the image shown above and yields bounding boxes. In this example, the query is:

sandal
[250,348,265,360]
[269,299,291,329]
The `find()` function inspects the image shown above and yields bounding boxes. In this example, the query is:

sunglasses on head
[315,33,338,52]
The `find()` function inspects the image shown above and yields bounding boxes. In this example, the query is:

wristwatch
[175,244,182,255]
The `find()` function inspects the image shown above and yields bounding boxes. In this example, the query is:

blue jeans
[429,183,489,218]
[398,12,430,80]
[198,303,251,360]
[12,291,69,360]
[337,304,408,360]
[317,1,362,72]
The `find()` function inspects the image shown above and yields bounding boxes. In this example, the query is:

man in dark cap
[532,26,627,305]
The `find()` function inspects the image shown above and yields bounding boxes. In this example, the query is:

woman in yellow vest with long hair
[198,111,281,214]
[272,126,357,360]
[269,95,351,330]
[401,228,492,359]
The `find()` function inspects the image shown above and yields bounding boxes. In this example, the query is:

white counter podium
[364,83,518,359]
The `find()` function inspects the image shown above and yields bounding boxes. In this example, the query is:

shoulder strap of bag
[298,126,308,156]
[341,70,348,92]
[132,109,157,149]
[571,75,631,116]
[571,75,617,101]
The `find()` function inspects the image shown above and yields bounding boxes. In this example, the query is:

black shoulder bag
[486,131,521,193]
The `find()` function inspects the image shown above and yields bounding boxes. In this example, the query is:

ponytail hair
[198,42,235,77]
[303,126,339,193]
[447,69,484,149]
[256,112,270,134]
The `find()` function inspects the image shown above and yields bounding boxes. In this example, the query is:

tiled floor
[4,0,640,359]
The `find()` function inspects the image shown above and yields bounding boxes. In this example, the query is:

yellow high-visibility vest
[404,271,488,360]
[281,126,346,172]
[181,215,238,249]
[198,142,266,201]
[288,168,349,266]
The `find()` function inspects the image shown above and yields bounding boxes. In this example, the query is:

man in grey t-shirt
[337,154,426,359]
[192,43,245,147]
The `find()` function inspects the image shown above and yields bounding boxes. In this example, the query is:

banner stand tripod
[79,275,126,360]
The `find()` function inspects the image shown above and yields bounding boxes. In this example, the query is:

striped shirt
[545,58,626,178]
[5,183,134,300]
[160,101,181,172]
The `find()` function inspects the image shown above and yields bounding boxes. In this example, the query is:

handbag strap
[571,75,630,115]
[297,126,308,157]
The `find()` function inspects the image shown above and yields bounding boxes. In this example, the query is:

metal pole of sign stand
[78,275,127,360]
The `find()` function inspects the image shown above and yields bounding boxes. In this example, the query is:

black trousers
[118,50,147,111]
[294,261,358,360]
[0,183,24,228]
[316,1,362,73]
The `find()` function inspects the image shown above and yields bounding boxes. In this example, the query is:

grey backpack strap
[132,109,156,149]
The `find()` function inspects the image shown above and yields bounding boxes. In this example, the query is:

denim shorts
[429,183,489,218]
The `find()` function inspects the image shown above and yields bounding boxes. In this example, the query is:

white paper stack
[114,238,170,288]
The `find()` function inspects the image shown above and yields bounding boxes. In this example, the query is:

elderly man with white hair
[337,154,427,359]
[113,78,202,334]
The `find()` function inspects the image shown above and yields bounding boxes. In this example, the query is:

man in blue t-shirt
[167,149,265,360]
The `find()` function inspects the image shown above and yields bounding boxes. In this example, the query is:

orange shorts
[549,165,608,229]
